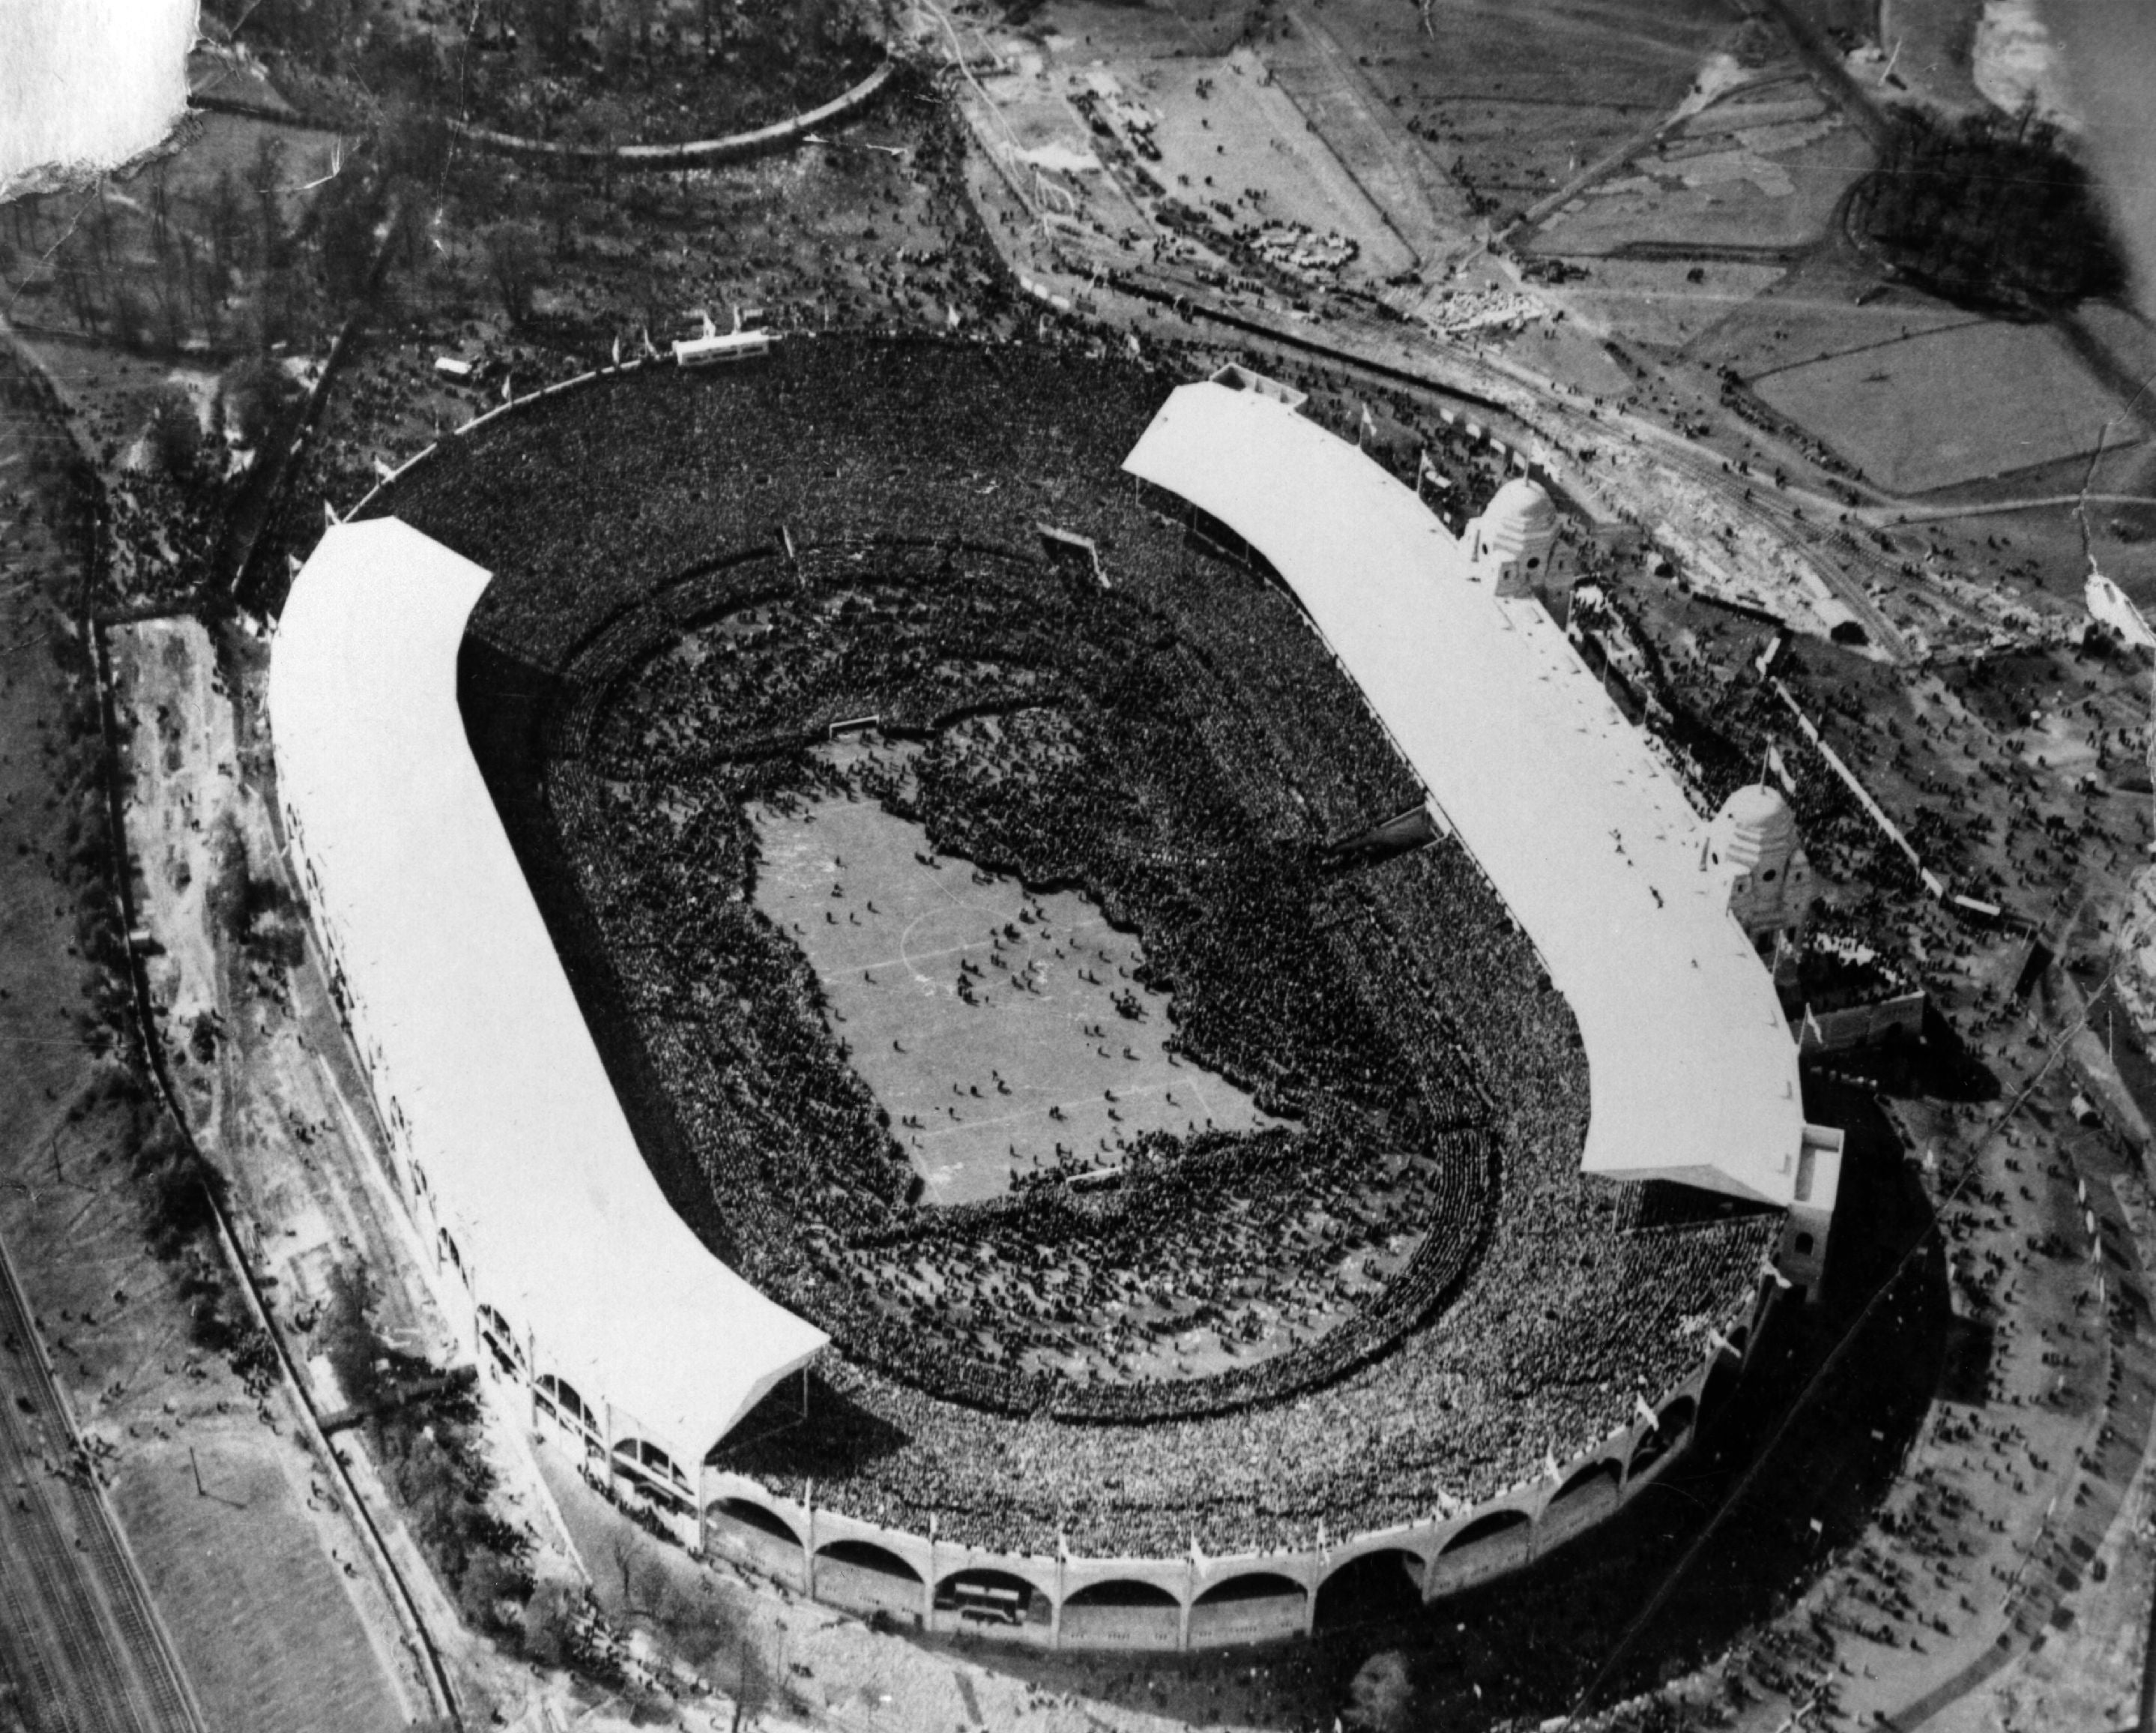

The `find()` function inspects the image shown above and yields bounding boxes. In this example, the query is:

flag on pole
[640,326,659,360]
[1126,331,1141,358]
[288,552,303,580]
[611,333,622,367]
[946,303,961,330]
[1633,1392,1658,1429]
[1418,449,1451,492]
[1543,1447,1562,1483]
[1766,741,1798,795]
[324,501,339,529]
[373,456,394,482]
[501,373,513,404]
[1359,401,1377,445]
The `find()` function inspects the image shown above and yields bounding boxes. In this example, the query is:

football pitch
[753,791,1272,1204]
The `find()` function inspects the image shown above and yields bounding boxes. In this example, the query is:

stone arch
[1440,1507,1530,1554]
[1195,1572,1306,1605]
[1540,1459,1621,1548]
[476,1303,525,1378]
[1548,1458,1621,1509]
[709,1495,803,1552]
[1629,1395,1697,1481]
[1313,1549,1425,1633]
[934,1567,1048,1630]
[1189,1572,1308,1649]
[535,1372,595,1435]
[1700,1353,1742,1426]
[1065,1579,1179,1607]
[1061,1577,1183,1649]
[612,1437,693,1515]
[1425,1507,1533,1600]
[816,1538,920,1581]
[706,1495,806,1588]
[813,1538,922,1621]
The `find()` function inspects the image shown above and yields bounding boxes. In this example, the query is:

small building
[1206,362,1308,411]
[1703,783,1815,959]
[675,329,772,368]
[1465,477,1568,596]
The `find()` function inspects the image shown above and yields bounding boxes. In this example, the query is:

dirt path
[0,361,411,1731]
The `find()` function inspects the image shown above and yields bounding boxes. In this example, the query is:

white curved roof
[268,519,827,1453]
[1125,386,1805,1204]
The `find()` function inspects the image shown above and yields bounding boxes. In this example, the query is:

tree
[247,135,289,270]
[1344,1651,1414,1733]
[316,168,387,308]
[145,386,204,481]
[222,355,301,453]
[520,1579,577,1666]
[519,0,582,67]
[608,1523,654,1613]
[480,220,546,326]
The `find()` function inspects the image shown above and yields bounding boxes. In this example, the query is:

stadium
[268,334,1844,1651]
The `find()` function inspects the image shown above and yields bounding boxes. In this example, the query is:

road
[0,1237,200,1733]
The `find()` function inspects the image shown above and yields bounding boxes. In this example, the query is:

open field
[1531,118,1868,257]
[754,788,1271,1205]
[1304,0,1728,216]
[1877,0,1990,112]
[1541,256,1788,348]
[1753,319,2131,494]
[1679,251,1987,374]
[110,1439,406,1733]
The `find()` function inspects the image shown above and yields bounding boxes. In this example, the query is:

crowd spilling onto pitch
[372,336,1780,1555]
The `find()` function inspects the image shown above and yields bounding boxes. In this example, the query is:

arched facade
[701,1286,1778,1652]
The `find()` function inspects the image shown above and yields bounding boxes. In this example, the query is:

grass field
[1752,318,2130,493]
[1135,48,1417,279]
[753,789,1269,1205]
[1679,251,1987,373]
[1544,256,1788,349]
[1308,0,1726,211]
[110,1439,405,1733]
[1531,119,1869,257]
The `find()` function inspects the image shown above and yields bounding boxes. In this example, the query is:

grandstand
[308,336,1833,1645]
[268,516,826,1542]
[1125,378,1826,1208]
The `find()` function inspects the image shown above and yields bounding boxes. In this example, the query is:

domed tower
[1467,477,1562,596]
[1704,783,1815,957]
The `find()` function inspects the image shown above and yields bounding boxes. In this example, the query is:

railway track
[0,1235,200,1733]
[0,381,203,1733]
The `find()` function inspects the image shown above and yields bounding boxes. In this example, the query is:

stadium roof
[1124,385,1807,1205]
[268,519,827,1454]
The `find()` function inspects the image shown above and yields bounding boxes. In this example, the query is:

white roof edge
[1123,383,1806,1207]
[268,518,825,1460]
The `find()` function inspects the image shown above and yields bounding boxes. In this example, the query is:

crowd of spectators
[548,525,1498,1423]
[371,334,1781,1556]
